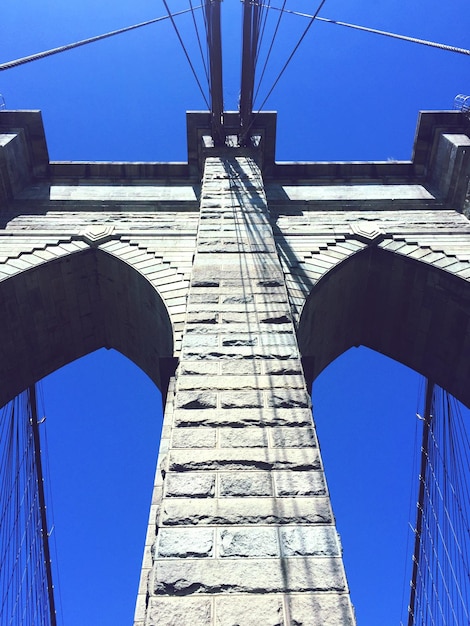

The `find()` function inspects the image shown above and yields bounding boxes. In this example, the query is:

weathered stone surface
[267,391,310,409]
[219,427,268,448]
[168,448,321,472]
[220,360,263,374]
[190,293,219,303]
[219,527,280,557]
[161,497,332,526]
[182,346,299,359]
[154,558,348,594]
[286,594,356,625]
[147,597,212,626]
[173,407,314,427]
[263,360,302,375]
[182,333,219,348]
[220,391,263,409]
[215,596,285,626]
[178,374,304,391]
[219,472,273,497]
[171,427,217,448]
[157,528,213,557]
[280,526,340,557]
[165,473,215,498]
[180,361,219,376]
[222,294,254,304]
[274,471,327,497]
[258,333,297,347]
[220,312,262,324]
[185,312,219,324]
[271,427,317,448]
[176,391,217,409]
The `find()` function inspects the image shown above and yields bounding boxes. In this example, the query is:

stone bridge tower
[0,108,469,625]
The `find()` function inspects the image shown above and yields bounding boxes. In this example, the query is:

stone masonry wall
[135,157,356,626]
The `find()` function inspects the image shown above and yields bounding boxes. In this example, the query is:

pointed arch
[0,247,173,407]
[298,246,470,407]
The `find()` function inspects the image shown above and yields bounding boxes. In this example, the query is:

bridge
[1,1,470,624]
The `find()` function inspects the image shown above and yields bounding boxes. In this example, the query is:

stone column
[135,156,356,625]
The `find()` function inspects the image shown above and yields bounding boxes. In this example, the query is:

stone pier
[134,156,355,625]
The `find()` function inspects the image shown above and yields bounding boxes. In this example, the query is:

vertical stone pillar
[136,156,356,625]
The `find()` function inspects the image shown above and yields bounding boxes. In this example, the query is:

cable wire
[161,0,210,109]
[262,6,470,57]
[0,8,201,72]
[189,0,210,88]
[252,0,288,108]
[243,0,327,142]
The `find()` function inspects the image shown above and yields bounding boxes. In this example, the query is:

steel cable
[261,6,470,57]
[0,8,200,72]
[161,0,210,108]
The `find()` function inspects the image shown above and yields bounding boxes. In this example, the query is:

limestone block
[191,279,220,287]
[217,323,292,334]
[180,361,219,375]
[173,407,314,428]
[258,333,297,347]
[219,427,268,448]
[191,292,220,303]
[185,312,219,324]
[215,595,284,626]
[219,472,273,497]
[171,427,217,448]
[218,527,280,557]
[147,597,212,626]
[280,526,340,557]
[154,557,347,594]
[267,391,310,409]
[182,334,219,348]
[168,448,321,472]
[263,360,303,375]
[270,427,317,448]
[220,312,262,324]
[274,471,326,497]
[259,313,292,325]
[178,374,303,391]
[165,473,215,498]
[157,527,214,557]
[182,345,299,361]
[161,496,332,526]
[176,391,217,409]
[220,391,263,409]
[222,295,254,304]
[286,594,356,626]
[222,336,258,347]
[220,360,262,375]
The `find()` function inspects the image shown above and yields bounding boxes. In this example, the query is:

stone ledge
[168,448,320,472]
[161,497,332,526]
[154,557,348,594]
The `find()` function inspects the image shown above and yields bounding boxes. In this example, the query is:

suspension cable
[252,0,288,109]
[245,0,327,139]
[408,379,435,626]
[29,385,56,626]
[189,0,210,88]
[262,5,470,57]
[0,8,200,72]
[406,385,470,625]
[161,0,210,109]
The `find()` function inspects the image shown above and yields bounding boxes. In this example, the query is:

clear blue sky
[1,1,470,624]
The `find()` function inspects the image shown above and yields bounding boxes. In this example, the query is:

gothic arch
[0,247,173,407]
[298,246,470,407]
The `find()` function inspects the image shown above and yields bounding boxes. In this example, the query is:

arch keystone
[81,224,115,246]
[350,222,385,245]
